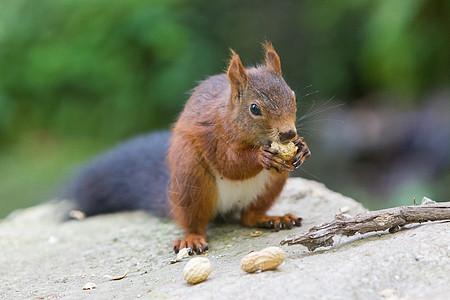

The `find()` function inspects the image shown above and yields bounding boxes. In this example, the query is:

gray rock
[0,178,448,299]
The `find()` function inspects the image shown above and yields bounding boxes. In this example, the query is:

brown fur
[168,42,311,254]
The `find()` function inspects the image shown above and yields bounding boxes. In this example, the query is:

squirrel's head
[227,42,297,147]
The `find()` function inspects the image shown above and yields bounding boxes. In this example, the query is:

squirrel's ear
[227,49,248,97]
[263,41,282,76]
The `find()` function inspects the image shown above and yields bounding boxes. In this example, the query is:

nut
[170,247,190,264]
[240,246,285,273]
[271,141,298,161]
[183,257,211,284]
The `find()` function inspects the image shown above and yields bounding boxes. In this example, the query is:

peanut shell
[183,257,211,284]
[240,246,285,273]
[270,141,297,161]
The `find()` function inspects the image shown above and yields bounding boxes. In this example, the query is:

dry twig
[280,198,450,251]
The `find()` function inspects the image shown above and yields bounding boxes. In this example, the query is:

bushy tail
[66,131,172,218]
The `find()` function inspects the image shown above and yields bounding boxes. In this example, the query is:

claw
[248,214,303,232]
[262,146,280,155]
[293,137,304,146]
[173,234,208,255]
[280,160,291,169]
[259,145,293,174]
[291,138,310,169]
[293,157,302,168]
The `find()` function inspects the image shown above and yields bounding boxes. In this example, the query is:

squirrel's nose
[279,129,297,143]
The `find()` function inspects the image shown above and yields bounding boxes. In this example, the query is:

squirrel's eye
[250,103,262,116]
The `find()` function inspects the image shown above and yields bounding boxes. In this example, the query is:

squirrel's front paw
[292,137,311,169]
[258,145,293,173]
[173,234,209,255]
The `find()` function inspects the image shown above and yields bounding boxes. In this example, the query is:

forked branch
[280,198,450,251]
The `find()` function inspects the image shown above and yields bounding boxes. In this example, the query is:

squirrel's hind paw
[243,213,302,232]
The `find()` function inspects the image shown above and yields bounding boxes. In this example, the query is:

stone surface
[0,178,448,299]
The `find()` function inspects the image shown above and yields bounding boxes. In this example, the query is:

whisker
[296,125,324,132]
[300,96,334,116]
[298,84,313,93]
[298,118,345,125]
[296,166,321,180]
[298,90,319,99]
[297,100,343,123]
[301,99,316,117]
[298,131,319,141]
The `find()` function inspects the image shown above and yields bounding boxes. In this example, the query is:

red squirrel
[69,42,310,255]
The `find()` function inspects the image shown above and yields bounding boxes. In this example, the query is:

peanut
[271,141,297,161]
[240,246,285,273]
[183,257,211,284]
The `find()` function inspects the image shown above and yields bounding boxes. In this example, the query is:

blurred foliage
[0,0,221,144]
[0,133,106,217]
[1,0,449,145]
[0,0,449,216]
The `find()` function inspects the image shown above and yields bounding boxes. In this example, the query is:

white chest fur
[215,170,272,215]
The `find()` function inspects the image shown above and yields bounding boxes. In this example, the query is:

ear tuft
[227,49,248,96]
[263,41,282,76]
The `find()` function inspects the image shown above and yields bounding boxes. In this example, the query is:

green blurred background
[0,0,449,218]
